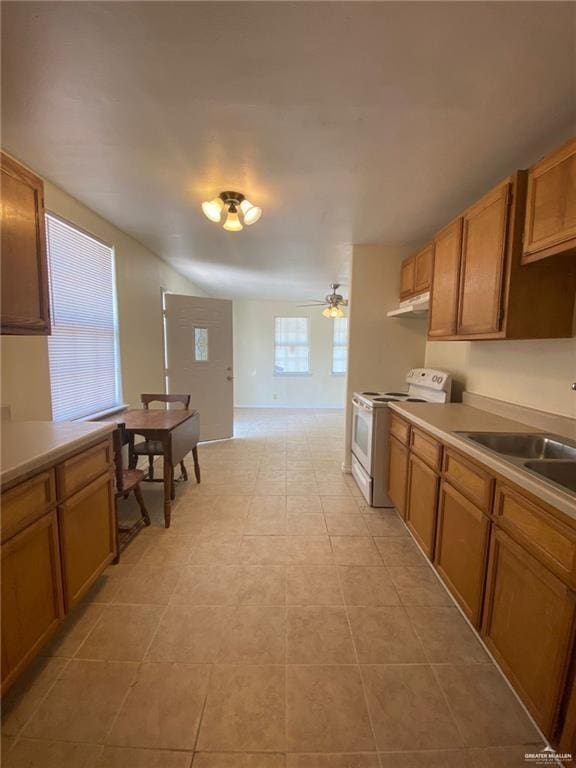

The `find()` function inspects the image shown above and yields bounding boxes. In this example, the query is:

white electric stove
[351,368,452,507]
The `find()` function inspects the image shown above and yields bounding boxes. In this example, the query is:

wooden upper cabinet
[414,244,433,294]
[399,256,415,299]
[457,180,511,336]
[1,153,51,335]
[523,136,576,264]
[428,218,463,338]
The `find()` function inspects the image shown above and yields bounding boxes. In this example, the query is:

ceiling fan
[298,283,349,318]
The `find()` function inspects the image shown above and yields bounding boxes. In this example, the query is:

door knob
[572,382,576,391]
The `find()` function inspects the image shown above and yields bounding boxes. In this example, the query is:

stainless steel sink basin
[524,461,576,494]
[455,431,576,497]
[456,432,576,461]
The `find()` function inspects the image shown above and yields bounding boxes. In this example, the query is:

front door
[164,293,234,441]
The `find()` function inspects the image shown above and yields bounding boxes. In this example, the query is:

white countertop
[388,402,576,521]
[1,420,116,487]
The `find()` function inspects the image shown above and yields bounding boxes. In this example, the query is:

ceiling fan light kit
[202,191,262,231]
[299,283,348,319]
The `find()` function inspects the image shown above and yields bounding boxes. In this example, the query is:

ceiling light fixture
[202,191,262,231]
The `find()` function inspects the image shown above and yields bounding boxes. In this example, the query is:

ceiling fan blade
[297,302,326,307]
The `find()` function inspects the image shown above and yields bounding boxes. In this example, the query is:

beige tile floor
[2,409,545,767]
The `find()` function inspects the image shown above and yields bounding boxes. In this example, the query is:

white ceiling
[2,2,575,300]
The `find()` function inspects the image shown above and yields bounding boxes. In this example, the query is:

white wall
[233,300,346,408]
[1,169,206,421]
[344,244,428,465]
[425,334,576,418]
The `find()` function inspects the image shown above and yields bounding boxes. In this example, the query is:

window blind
[46,214,122,421]
[274,317,310,374]
[332,316,348,374]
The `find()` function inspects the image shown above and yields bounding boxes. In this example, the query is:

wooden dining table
[107,408,200,528]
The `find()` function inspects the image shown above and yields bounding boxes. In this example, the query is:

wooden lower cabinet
[1,512,64,693]
[405,453,439,558]
[59,472,116,609]
[387,435,409,517]
[559,674,576,759]
[434,481,490,627]
[482,527,576,738]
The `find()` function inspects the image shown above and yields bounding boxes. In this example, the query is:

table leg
[163,456,173,528]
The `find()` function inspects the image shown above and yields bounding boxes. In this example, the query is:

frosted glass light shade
[323,305,344,318]
[223,209,243,231]
[240,199,263,225]
[202,197,224,222]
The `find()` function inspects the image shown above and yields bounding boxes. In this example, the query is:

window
[194,327,209,361]
[274,317,310,374]
[46,214,122,421]
[332,316,348,374]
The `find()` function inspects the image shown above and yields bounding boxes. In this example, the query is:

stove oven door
[351,396,373,474]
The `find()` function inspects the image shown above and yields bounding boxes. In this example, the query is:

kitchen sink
[455,431,576,497]
[456,432,576,461]
[524,461,576,494]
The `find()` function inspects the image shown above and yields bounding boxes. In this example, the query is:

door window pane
[332,317,348,374]
[195,327,208,361]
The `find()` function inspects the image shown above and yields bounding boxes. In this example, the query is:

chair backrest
[141,393,191,410]
[112,422,128,494]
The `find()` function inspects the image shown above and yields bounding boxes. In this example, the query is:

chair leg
[133,484,151,526]
[192,446,201,484]
[148,455,154,480]
[170,465,176,500]
[180,460,188,481]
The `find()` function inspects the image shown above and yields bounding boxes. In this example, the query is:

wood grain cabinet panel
[57,439,113,499]
[1,512,64,693]
[0,152,51,335]
[428,218,463,338]
[405,453,439,558]
[482,527,576,737]
[494,484,576,588]
[1,470,56,542]
[410,427,442,471]
[442,450,493,512]
[559,673,576,759]
[414,243,433,294]
[390,414,410,446]
[400,256,415,299]
[523,136,576,263]
[457,180,511,336]
[387,435,409,518]
[59,472,116,609]
[435,481,491,627]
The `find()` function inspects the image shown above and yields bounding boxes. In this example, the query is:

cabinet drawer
[411,428,442,471]
[494,484,576,587]
[390,414,410,446]
[1,471,56,542]
[57,439,112,499]
[443,450,493,512]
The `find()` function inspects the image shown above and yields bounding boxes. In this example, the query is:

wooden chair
[131,393,201,487]
[113,423,150,560]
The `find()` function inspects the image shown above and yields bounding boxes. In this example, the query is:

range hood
[387,291,430,318]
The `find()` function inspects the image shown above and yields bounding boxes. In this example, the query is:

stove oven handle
[352,397,371,411]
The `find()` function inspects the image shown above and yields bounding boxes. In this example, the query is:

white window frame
[273,316,311,376]
[331,316,348,375]
[46,212,123,421]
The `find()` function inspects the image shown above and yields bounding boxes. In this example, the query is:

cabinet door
[0,152,50,335]
[1,512,64,692]
[399,257,415,299]
[428,218,463,338]
[405,453,439,558]
[388,436,409,518]
[59,472,116,609]
[559,674,576,758]
[482,527,576,738]
[523,137,576,263]
[414,244,433,294]
[457,180,511,336]
[435,481,490,627]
